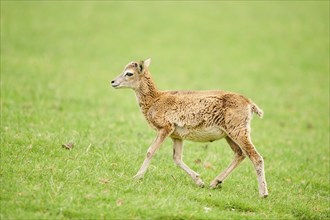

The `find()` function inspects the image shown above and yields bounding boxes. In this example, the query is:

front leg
[134,128,171,179]
[172,138,205,187]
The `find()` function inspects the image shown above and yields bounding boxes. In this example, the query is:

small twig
[86,143,92,153]
[171,175,177,183]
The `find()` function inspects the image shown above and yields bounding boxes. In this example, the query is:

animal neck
[134,71,160,116]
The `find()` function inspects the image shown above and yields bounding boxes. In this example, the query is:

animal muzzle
[111,80,120,88]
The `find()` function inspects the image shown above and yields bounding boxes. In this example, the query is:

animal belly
[171,126,227,142]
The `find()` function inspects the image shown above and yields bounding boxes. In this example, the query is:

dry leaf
[116,199,124,206]
[62,143,74,150]
[99,178,110,184]
[204,206,212,213]
[204,162,213,169]
[84,194,94,199]
[102,189,109,194]
[306,123,314,129]
[194,159,202,164]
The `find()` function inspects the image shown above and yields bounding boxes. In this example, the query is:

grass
[1,1,329,219]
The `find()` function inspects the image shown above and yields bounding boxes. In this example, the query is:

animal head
[111,58,151,89]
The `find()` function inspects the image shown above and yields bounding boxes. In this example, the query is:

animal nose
[111,80,115,84]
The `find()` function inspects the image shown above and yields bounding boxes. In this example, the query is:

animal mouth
[111,81,120,88]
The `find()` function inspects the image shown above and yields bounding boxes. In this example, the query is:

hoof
[197,181,205,188]
[259,187,269,198]
[260,193,268,198]
[195,178,205,188]
[210,180,222,189]
[133,173,144,180]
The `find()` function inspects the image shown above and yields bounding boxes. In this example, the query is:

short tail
[251,103,264,118]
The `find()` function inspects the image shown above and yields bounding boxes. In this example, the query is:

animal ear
[144,58,151,68]
[138,58,151,73]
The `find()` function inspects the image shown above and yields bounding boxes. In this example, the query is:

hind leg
[210,136,245,189]
[231,130,268,197]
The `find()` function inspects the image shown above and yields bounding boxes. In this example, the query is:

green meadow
[1,1,329,219]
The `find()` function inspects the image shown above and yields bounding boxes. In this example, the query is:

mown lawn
[1,1,329,219]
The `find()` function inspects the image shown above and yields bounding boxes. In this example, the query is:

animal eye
[125,72,133,77]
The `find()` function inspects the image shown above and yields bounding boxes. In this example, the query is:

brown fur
[111,59,268,197]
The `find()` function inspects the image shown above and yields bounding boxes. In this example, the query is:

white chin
[113,84,129,89]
